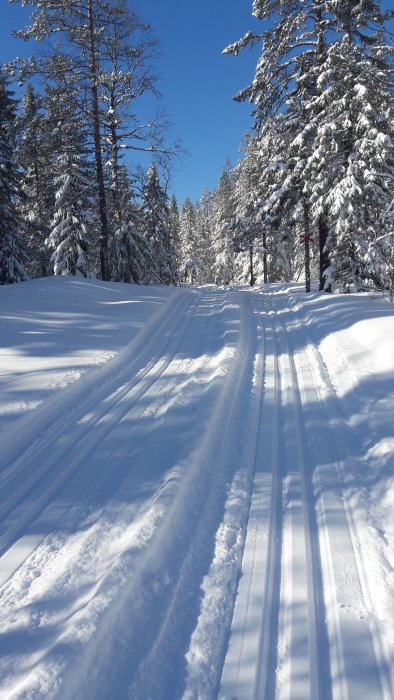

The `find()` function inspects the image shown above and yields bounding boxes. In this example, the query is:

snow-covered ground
[0,278,393,699]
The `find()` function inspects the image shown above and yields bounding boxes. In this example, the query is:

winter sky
[2,1,393,206]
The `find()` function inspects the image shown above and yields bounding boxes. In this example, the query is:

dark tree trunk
[88,0,110,281]
[263,229,268,284]
[304,202,311,293]
[249,240,255,286]
[318,215,331,292]
[315,2,331,292]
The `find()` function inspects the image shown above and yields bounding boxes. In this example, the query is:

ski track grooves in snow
[219,289,330,700]
[219,294,283,700]
[273,293,330,700]
[284,287,393,700]
[219,286,389,700]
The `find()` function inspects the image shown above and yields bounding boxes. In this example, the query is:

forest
[0,0,393,297]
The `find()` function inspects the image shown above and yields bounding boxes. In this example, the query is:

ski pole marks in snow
[0,279,393,699]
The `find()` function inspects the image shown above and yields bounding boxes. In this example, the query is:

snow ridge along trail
[0,282,392,700]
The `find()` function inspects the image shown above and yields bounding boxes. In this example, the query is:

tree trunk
[315,2,331,291]
[249,240,255,286]
[87,0,110,281]
[263,229,268,284]
[304,202,311,293]
[318,215,331,292]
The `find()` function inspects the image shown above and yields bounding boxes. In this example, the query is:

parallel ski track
[0,290,191,494]
[220,287,331,700]
[271,291,331,700]
[283,287,393,700]
[243,295,282,700]
[0,289,206,569]
[187,292,277,700]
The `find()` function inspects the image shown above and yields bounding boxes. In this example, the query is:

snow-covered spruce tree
[0,69,27,285]
[114,209,159,284]
[11,0,115,279]
[223,1,332,290]
[140,163,178,285]
[306,30,394,292]
[46,153,92,276]
[169,194,181,277]
[232,134,264,286]
[247,118,301,284]
[194,188,215,284]
[211,160,237,286]
[109,165,160,284]
[179,198,198,283]
[16,84,52,277]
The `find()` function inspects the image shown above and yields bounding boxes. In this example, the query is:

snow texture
[0,278,393,700]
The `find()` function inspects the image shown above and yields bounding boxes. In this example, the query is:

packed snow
[0,277,393,700]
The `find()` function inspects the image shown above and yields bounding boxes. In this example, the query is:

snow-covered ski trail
[218,295,282,700]
[0,282,392,700]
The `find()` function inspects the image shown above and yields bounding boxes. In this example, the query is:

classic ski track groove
[273,293,330,700]
[220,289,330,700]
[252,298,283,700]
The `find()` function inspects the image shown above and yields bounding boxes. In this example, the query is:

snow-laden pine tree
[0,69,27,285]
[16,84,52,278]
[141,164,178,285]
[98,2,168,198]
[305,31,394,291]
[211,161,237,286]
[46,153,92,276]
[232,135,263,286]
[179,198,198,283]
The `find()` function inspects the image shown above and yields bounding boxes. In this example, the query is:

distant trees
[141,164,178,285]
[211,162,236,286]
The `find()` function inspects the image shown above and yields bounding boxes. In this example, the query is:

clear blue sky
[130,0,260,205]
[2,1,392,207]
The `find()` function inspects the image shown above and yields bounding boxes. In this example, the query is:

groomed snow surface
[0,277,393,700]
